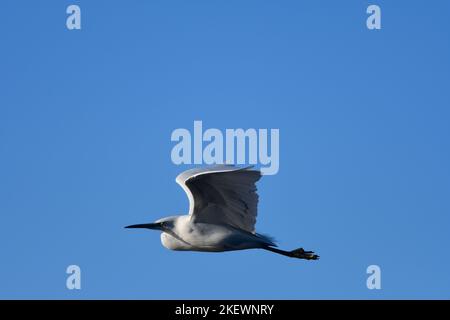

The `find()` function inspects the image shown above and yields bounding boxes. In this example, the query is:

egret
[125,165,319,260]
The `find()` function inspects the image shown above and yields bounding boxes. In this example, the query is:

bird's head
[124,216,177,232]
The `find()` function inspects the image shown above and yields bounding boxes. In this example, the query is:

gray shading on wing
[176,165,262,233]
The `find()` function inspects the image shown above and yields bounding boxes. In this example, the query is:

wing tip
[176,164,260,185]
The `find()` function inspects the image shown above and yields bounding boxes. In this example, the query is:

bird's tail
[255,233,277,247]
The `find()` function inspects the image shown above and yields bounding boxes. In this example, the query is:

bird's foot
[290,248,319,260]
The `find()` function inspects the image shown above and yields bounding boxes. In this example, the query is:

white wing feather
[176,165,261,233]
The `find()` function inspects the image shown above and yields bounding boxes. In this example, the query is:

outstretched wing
[176,165,262,233]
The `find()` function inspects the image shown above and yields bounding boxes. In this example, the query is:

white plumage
[126,165,319,260]
[176,165,259,233]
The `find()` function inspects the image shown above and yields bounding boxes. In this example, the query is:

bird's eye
[160,222,165,227]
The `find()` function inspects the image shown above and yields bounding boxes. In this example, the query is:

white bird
[126,165,319,260]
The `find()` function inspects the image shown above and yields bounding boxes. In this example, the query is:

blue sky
[1,1,449,299]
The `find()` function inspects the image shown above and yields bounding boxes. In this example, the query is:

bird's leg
[290,247,320,260]
[264,246,319,260]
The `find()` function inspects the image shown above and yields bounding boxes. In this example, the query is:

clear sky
[1,1,449,299]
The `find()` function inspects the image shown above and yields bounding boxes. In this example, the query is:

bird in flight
[126,165,319,260]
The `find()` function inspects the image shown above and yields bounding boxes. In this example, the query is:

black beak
[124,223,161,230]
